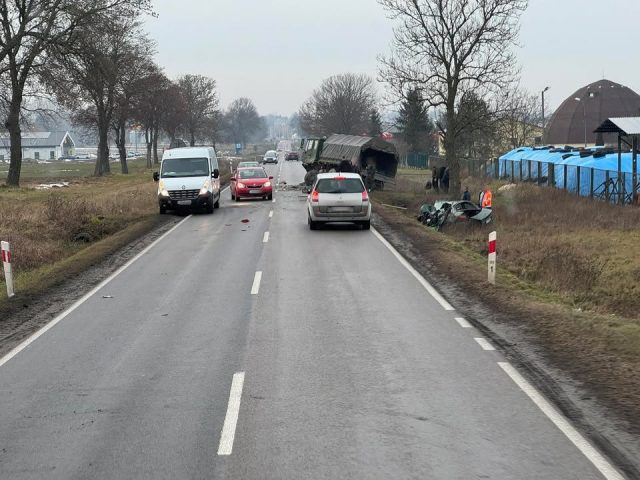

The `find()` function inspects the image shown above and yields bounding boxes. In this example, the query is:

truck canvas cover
[319,134,399,183]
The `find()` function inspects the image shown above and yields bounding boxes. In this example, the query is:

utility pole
[541,87,549,144]
[574,97,587,147]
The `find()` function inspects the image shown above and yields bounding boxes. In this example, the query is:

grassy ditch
[0,157,232,314]
[373,169,640,432]
[383,169,640,318]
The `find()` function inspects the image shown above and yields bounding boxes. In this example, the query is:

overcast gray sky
[145,0,640,116]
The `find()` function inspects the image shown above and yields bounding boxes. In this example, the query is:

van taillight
[362,190,369,202]
[311,190,319,202]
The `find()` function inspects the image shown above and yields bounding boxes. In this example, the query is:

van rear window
[161,158,209,178]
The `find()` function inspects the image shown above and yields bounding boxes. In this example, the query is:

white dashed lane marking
[251,271,262,295]
[455,317,472,328]
[474,337,495,351]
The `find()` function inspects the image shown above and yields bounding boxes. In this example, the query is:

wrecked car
[418,200,492,230]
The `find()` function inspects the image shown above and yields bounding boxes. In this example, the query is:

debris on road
[101,295,113,299]
[241,219,250,223]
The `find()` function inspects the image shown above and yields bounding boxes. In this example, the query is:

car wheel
[205,201,214,214]
[308,214,318,230]
[235,194,241,202]
[267,193,273,201]
[159,205,166,215]
[361,220,371,230]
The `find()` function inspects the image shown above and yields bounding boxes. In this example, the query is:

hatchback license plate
[249,189,262,194]
[329,206,353,213]
[177,200,191,205]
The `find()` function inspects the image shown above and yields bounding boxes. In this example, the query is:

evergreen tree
[368,108,383,136]
[396,87,434,152]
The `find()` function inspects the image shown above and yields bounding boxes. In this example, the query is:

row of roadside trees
[0,1,265,186]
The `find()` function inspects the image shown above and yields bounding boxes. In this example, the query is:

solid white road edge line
[251,271,262,295]
[498,362,624,480]
[217,372,246,456]
[269,210,273,218]
[455,317,472,328]
[371,228,454,311]
[263,232,270,243]
[0,215,193,369]
[474,337,495,351]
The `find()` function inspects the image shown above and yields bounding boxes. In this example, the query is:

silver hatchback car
[307,172,371,230]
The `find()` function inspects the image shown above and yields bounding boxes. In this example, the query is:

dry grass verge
[0,161,160,311]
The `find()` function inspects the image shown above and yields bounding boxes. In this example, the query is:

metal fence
[490,158,638,204]
[399,152,429,169]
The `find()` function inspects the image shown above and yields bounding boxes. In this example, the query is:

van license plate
[177,200,191,205]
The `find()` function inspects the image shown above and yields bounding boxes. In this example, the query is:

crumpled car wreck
[417,200,493,230]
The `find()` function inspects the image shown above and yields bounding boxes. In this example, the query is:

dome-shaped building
[545,79,640,146]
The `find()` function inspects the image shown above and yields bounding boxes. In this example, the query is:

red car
[230,167,274,201]
[285,151,299,161]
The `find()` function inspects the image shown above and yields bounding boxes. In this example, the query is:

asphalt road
[0,154,625,479]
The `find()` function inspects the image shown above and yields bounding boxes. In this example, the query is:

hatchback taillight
[311,190,319,202]
[362,190,369,202]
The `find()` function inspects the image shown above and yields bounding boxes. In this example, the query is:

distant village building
[0,131,75,162]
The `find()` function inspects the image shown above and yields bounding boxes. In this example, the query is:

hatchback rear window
[238,168,267,179]
[315,178,364,194]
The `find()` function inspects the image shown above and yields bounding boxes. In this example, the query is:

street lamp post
[574,97,587,148]
[541,86,549,144]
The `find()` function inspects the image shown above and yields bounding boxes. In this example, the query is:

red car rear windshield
[238,168,267,179]
[315,178,364,194]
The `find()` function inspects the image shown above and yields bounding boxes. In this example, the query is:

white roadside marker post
[1,241,15,297]
[488,231,497,285]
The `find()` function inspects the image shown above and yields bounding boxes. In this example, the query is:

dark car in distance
[285,151,299,161]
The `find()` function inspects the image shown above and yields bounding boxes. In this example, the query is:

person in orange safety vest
[479,185,493,208]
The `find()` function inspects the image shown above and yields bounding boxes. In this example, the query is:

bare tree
[298,73,377,136]
[177,74,219,146]
[160,82,187,146]
[224,97,261,146]
[132,68,169,168]
[46,15,149,176]
[1,0,152,186]
[112,48,156,174]
[496,86,541,151]
[379,0,528,194]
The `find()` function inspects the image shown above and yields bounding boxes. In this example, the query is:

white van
[153,147,221,214]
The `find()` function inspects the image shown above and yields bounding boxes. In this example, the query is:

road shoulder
[372,206,640,479]
[0,215,182,358]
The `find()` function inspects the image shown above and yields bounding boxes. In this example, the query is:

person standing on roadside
[462,186,471,201]
[480,185,493,208]
[432,166,439,192]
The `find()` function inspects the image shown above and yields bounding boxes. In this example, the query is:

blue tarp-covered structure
[498,146,635,197]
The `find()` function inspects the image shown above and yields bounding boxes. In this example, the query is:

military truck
[301,134,399,189]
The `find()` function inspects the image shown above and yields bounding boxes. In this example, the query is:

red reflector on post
[488,239,496,254]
